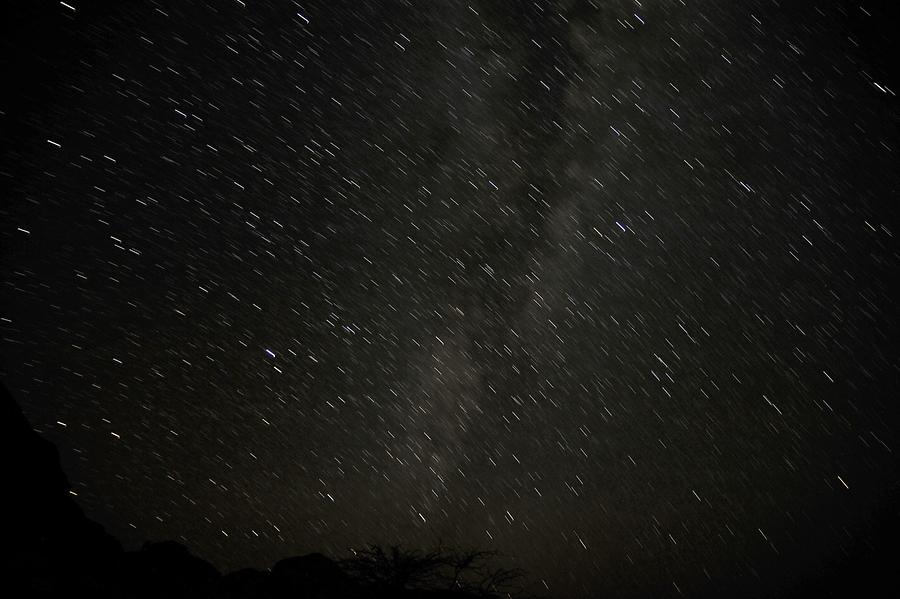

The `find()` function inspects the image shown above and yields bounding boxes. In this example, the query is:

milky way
[2,1,898,597]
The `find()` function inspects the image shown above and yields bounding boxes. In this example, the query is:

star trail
[2,1,898,597]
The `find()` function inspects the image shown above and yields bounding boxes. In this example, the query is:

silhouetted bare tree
[339,544,533,597]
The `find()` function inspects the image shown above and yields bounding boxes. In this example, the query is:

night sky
[2,1,898,597]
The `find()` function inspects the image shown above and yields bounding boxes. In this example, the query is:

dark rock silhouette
[217,568,272,599]
[2,382,530,598]
[271,552,360,598]
[4,383,121,596]
[6,379,897,598]
[118,540,221,598]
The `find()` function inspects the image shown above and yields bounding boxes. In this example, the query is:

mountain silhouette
[9,379,894,598]
[4,382,121,596]
[2,382,531,598]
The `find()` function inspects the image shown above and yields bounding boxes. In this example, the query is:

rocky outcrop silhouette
[8,379,894,599]
[117,540,221,598]
[2,382,528,598]
[271,553,359,597]
[4,383,121,596]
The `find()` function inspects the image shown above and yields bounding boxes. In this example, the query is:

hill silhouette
[6,380,897,598]
[2,382,533,598]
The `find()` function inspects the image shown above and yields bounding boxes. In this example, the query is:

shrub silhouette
[3,381,539,598]
[339,544,530,598]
